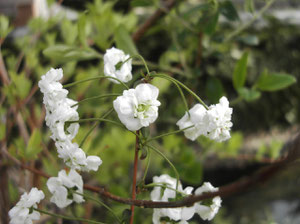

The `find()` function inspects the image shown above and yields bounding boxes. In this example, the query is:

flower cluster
[104,47,132,83]
[47,169,84,208]
[151,174,221,223]
[38,68,102,172]
[177,96,233,142]
[8,188,44,224]
[113,83,161,131]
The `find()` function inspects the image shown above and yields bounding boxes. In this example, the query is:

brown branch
[132,0,176,42]
[5,133,300,209]
[130,130,140,224]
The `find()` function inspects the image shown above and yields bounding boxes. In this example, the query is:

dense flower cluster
[8,188,44,224]
[38,68,102,172]
[104,47,132,83]
[151,174,221,223]
[113,83,161,131]
[47,169,84,208]
[177,96,233,142]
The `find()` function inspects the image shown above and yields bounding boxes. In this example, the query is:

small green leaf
[0,15,12,40]
[114,25,138,55]
[237,87,261,102]
[78,13,87,47]
[219,1,239,21]
[233,52,248,90]
[256,72,297,91]
[244,0,255,14]
[43,45,100,62]
[26,130,42,159]
[11,72,32,99]
[131,0,153,7]
[204,12,219,35]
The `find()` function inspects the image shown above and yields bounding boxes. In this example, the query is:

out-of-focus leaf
[0,15,12,40]
[114,25,138,55]
[131,0,153,7]
[10,72,32,99]
[256,72,297,91]
[219,1,239,21]
[238,87,261,102]
[233,52,248,90]
[204,12,219,35]
[61,19,78,45]
[205,77,224,103]
[25,129,42,159]
[244,0,255,14]
[78,12,87,47]
[238,35,259,46]
[43,45,100,62]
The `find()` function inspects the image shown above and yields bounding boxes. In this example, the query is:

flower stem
[67,118,123,128]
[141,148,151,184]
[79,108,114,148]
[73,191,122,223]
[72,94,120,107]
[143,183,188,197]
[130,130,140,224]
[34,208,105,224]
[144,125,194,144]
[152,73,209,110]
[63,76,129,89]
[146,144,180,193]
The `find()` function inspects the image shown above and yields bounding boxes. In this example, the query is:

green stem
[146,144,180,192]
[143,183,188,196]
[145,125,194,144]
[152,73,209,110]
[79,108,114,148]
[72,94,120,107]
[63,76,129,89]
[224,0,275,42]
[141,148,151,184]
[74,191,122,223]
[34,208,105,224]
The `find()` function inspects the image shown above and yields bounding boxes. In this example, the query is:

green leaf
[219,1,239,21]
[244,0,255,14]
[233,52,248,90]
[256,72,297,91]
[10,72,32,99]
[205,77,224,103]
[43,45,100,62]
[237,87,261,102]
[0,15,12,40]
[114,25,138,55]
[78,13,87,47]
[204,12,219,35]
[25,130,42,159]
[131,0,153,7]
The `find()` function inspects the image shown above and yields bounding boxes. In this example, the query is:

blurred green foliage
[1,0,299,223]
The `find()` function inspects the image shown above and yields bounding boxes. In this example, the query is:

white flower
[194,182,222,221]
[104,47,132,83]
[177,96,233,142]
[151,174,194,223]
[56,140,102,172]
[113,83,161,131]
[176,104,207,141]
[206,96,233,142]
[39,68,79,142]
[9,188,44,224]
[47,169,85,208]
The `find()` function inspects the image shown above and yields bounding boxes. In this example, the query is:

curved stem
[141,148,151,184]
[72,94,120,107]
[63,76,129,89]
[67,118,123,128]
[152,74,190,112]
[74,191,122,223]
[144,125,194,144]
[153,73,209,109]
[34,208,105,224]
[146,144,180,192]
[79,108,114,148]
